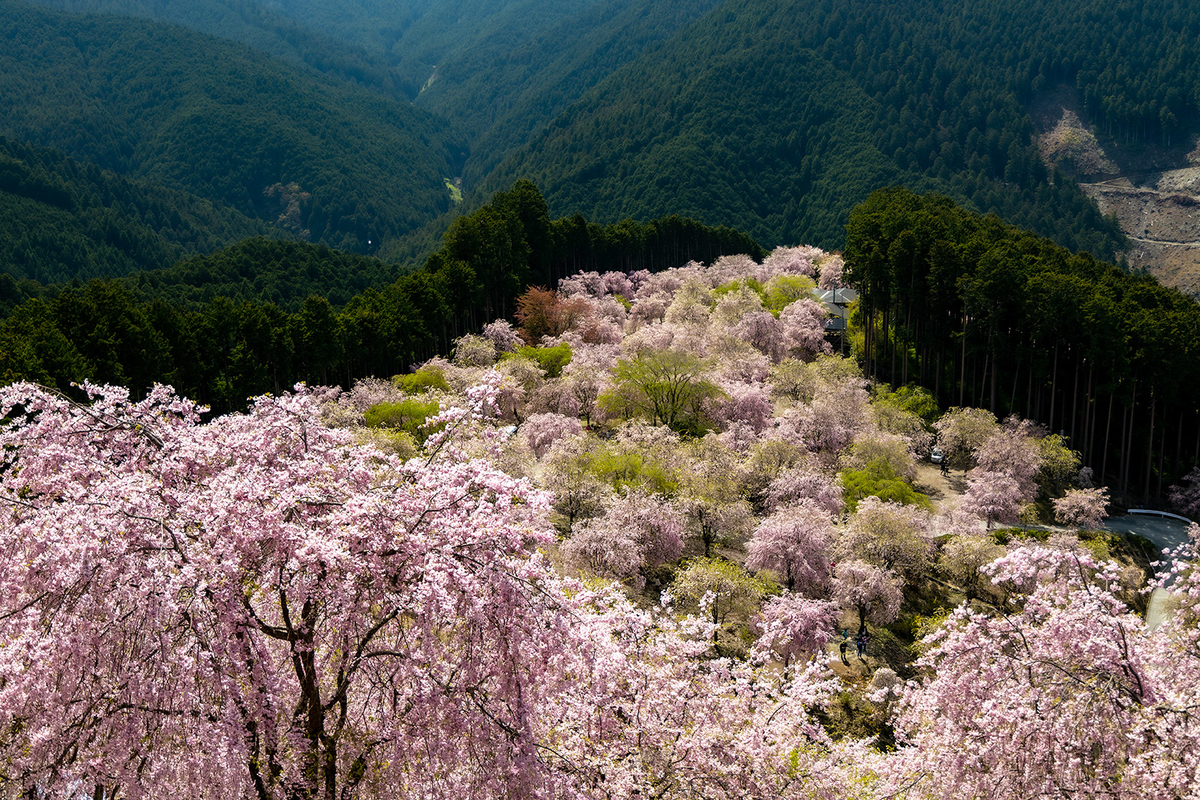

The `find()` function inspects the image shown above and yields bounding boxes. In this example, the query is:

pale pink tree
[1053,486,1110,530]
[521,412,584,458]
[762,245,818,278]
[974,419,1043,498]
[746,500,837,596]
[559,342,618,426]
[958,469,1023,528]
[887,547,1190,800]
[600,270,634,298]
[765,464,845,517]
[452,332,497,366]
[563,492,684,587]
[732,310,785,360]
[563,518,643,583]
[558,270,606,298]
[629,291,671,327]
[779,380,870,459]
[831,560,905,629]
[816,254,844,289]
[481,318,521,352]
[625,268,651,295]
[706,253,762,284]
[752,594,841,672]
[837,496,935,583]
[717,420,760,454]
[0,382,593,800]
[779,298,832,361]
[706,380,775,433]
[1169,467,1200,518]
[933,406,999,471]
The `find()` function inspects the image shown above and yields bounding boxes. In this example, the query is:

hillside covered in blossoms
[3,244,1199,799]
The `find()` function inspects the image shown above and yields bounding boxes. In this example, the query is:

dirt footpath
[911,462,967,513]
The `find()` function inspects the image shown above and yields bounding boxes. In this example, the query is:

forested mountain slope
[0,135,271,284]
[231,0,722,183]
[0,0,464,253]
[263,0,598,93]
[412,0,722,181]
[484,0,1200,256]
[21,0,418,101]
[845,187,1200,500]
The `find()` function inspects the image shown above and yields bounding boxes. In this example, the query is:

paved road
[1103,514,1194,569]
[1103,514,1195,629]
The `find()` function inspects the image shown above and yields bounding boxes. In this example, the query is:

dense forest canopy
[487,0,1199,253]
[0,0,464,254]
[0,182,763,414]
[0,134,273,284]
[21,0,421,100]
[17,0,1200,258]
[844,187,1200,504]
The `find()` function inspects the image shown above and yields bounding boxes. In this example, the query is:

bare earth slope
[1032,92,1200,297]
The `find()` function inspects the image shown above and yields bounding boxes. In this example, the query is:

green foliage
[414,0,725,182]
[586,450,679,497]
[842,458,932,514]
[1035,434,1082,498]
[599,349,722,435]
[507,343,572,379]
[363,399,441,440]
[712,277,765,302]
[0,135,269,285]
[762,275,816,316]
[845,186,1200,496]
[673,556,775,655]
[23,0,419,101]
[482,0,1177,255]
[128,238,397,310]
[873,384,940,423]
[394,365,451,395]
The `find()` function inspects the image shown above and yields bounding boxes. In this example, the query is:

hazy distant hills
[22,0,418,100]
[0,0,464,254]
